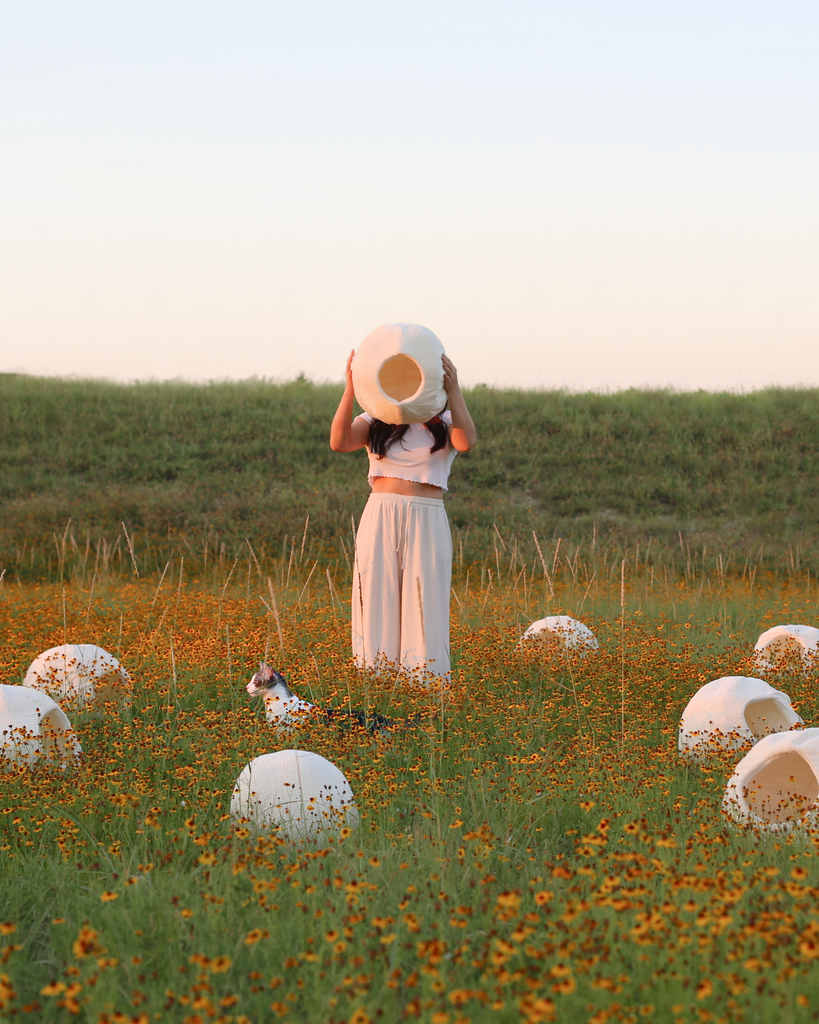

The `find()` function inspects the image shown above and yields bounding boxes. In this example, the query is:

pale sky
[2,1,817,391]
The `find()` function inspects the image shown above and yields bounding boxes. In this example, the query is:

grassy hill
[1,374,818,579]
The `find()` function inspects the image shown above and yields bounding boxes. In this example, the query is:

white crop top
[357,411,458,491]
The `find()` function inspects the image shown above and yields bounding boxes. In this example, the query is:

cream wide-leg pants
[351,493,452,681]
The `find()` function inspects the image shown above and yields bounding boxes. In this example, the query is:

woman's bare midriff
[370,476,443,499]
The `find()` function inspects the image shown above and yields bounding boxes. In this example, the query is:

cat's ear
[259,662,275,681]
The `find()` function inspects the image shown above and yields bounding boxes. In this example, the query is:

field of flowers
[2,539,819,1023]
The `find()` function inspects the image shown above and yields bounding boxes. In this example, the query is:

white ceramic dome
[352,323,446,425]
[679,676,802,759]
[0,684,82,767]
[24,644,130,708]
[753,624,819,674]
[520,615,599,654]
[723,728,819,829]
[230,750,358,840]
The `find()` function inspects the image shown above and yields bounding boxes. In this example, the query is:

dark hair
[368,414,449,459]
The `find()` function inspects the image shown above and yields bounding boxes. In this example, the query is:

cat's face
[246,662,293,697]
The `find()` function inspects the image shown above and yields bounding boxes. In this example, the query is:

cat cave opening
[745,751,819,824]
[744,698,800,739]
[379,354,423,402]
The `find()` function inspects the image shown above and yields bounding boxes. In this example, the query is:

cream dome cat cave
[753,625,819,675]
[0,685,82,767]
[678,676,803,759]
[723,729,819,829]
[352,323,446,425]
[24,644,131,709]
[230,750,358,841]
[519,615,599,655]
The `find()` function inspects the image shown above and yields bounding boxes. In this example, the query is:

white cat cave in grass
[753,624,819,675]
[352,323,446,425]
[24,644,130,709]
[678,676,802,759]
[230,750,358,841]
[519,615,599,655]
[0,684,82,767]
[723,729,819,829]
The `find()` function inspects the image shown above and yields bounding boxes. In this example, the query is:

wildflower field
[3,531,819,1024]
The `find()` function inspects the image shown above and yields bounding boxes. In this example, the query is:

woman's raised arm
[442,355,476,452]
[330,350,370,452]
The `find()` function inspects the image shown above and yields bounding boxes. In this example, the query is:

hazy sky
[2,1,817,390]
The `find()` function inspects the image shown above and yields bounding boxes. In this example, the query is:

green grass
[2,375,819,582]
[3,377,819,1021]
[3,552,819,1021]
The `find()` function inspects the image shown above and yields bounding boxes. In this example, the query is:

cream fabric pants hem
[351,493,452,681]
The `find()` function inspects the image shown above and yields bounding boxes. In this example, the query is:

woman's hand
[344,349,355,392]
[442,354,461,396]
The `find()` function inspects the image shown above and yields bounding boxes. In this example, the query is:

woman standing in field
[330,333,476,682]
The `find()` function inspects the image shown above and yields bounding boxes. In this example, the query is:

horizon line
[2,369,819,397]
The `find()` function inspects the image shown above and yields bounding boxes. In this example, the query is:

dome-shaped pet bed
[723,728,819,829]
[679,675,802,759]
[352,323,446,425]
[519,615,599,655]
[24,644,131,708]
[0,684,82,767]
[230,749,358,841]
[753,624,819,675]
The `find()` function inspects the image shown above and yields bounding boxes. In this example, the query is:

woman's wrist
[448,387,468,413]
